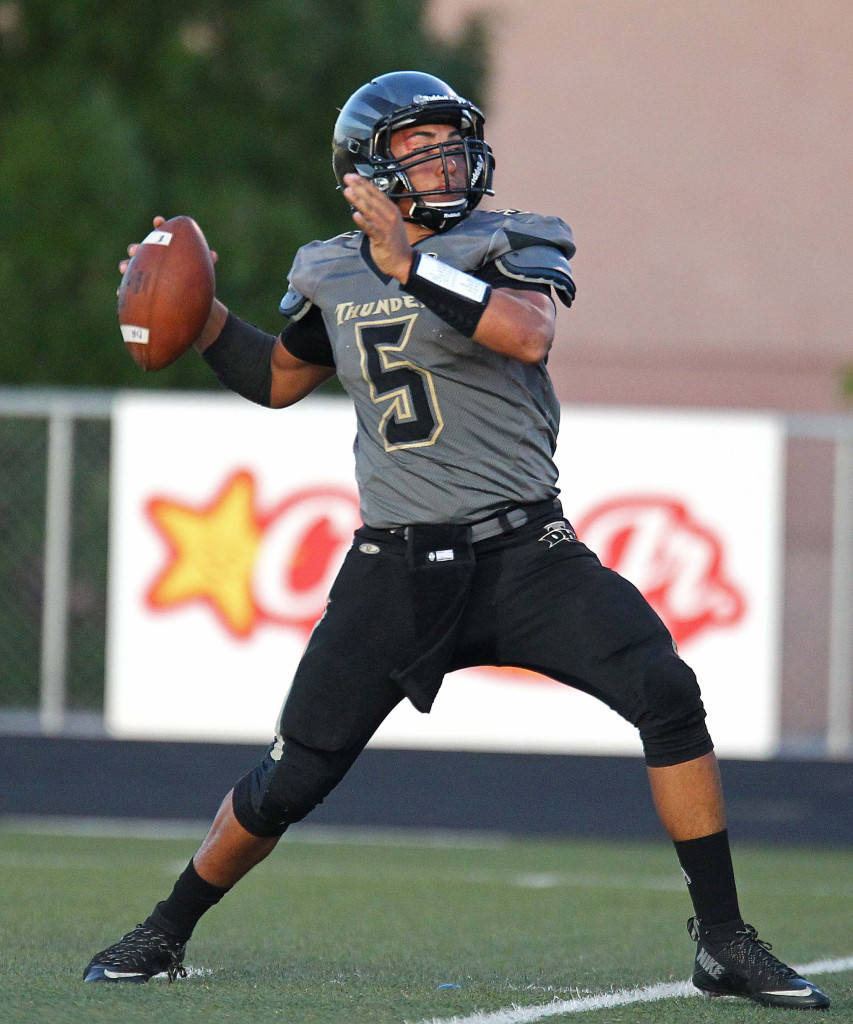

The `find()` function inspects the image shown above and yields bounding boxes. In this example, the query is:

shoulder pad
[494,245,576,307]
[285,233,362,310]
[485,210,576,261]
[279,286,312,321]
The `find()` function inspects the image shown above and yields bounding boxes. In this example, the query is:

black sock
[145,859,229,942]
[673,829,742,932]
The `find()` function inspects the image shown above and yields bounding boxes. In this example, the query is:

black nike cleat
[82,922,187,983]
[688,917,830,1010]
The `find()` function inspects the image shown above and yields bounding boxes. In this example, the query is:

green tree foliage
[0,0,487,388]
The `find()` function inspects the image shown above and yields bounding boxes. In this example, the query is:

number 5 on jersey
[355,314,444,451]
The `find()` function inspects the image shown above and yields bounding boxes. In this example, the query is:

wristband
[203,313,275,407]
[402,253,491,337]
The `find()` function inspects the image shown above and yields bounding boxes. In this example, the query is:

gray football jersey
[287,209,576,528]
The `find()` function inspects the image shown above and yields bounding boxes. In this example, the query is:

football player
[85,71,829,1010]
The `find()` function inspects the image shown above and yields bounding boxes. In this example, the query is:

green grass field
[0,820,851,1023]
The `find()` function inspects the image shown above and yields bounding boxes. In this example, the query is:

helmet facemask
[367,106,494,230]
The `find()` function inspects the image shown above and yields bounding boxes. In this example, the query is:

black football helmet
[332,71,495,232]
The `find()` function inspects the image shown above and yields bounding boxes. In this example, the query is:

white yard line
[153,965,213,981]
[0,816,212,840]
[3,818,853,898]
[409,956,853,1024]
[0,849,681,892]
[410,980,700,1024]
[3,817,853,898]
[165,858,686,892]
[0,816,508,848]
[799,955,853,976]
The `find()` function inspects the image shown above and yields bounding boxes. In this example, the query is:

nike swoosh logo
[762,987,814,997]
[103,969,147,979]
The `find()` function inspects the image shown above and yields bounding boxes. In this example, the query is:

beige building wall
[430,0,852,412]
[429,1,852,751]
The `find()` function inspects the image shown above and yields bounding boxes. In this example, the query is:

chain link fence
[0,414,47,701]
[0,391,111,730]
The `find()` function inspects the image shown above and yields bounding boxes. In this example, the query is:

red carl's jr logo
[146,470,361,639]
[576,496,745,647]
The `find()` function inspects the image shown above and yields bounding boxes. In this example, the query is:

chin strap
[406,201,466,233]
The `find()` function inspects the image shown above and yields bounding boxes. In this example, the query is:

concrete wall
[429,0,852,411]
[3,736,852,843]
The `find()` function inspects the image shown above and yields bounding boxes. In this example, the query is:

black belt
[389,498,560,545]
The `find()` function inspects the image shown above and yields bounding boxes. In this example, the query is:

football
[118,216,215,371]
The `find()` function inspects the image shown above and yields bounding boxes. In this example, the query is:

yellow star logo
[146,470,262,638]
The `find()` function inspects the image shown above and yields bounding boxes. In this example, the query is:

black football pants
[232,505,712,836]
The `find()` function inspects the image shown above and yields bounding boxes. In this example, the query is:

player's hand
[342,174,413,283]
[117,216,218,294]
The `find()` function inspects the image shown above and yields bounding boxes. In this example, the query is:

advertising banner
[107,394,784,756]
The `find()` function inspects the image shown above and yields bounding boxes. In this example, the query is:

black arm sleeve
[202,313,275,407]
[279,303,335,368]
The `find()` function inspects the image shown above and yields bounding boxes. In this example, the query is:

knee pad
[637,655,714,767]
[232,736,358,838]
